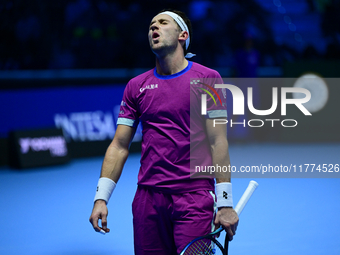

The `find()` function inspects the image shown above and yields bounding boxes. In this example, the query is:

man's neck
[155,52,188,76]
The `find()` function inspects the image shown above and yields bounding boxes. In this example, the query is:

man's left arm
[206,118,239,240]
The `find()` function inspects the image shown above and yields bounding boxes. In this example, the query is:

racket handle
[234,180,258,216]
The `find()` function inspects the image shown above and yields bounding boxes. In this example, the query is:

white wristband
[94,177,116,204]
[216,182,233,208]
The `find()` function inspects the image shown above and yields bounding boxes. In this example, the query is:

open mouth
[152,32,160,40]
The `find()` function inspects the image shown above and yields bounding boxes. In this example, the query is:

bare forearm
[211,139,231,183]
[100,141,129,183]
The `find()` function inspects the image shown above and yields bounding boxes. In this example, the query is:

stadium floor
[0,143,339,255]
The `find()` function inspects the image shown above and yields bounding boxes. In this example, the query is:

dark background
[1,0,340,70]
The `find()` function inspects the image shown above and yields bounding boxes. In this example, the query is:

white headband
[157,11,196,58]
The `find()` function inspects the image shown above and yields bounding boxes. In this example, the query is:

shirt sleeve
[117,80,139,128]
[205,71,228,119]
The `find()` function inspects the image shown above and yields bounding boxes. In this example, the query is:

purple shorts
[132,186,216,255]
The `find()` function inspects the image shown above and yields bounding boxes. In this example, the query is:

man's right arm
[100,124,136,182]
[89,124,136,233]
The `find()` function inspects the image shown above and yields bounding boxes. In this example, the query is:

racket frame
[179,227,226,255]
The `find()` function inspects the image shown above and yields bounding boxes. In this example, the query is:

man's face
[148,14,181,55]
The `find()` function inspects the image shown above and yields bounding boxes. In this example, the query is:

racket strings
[182,238,222,255]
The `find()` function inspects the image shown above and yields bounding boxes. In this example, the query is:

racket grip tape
[234,180,258,216]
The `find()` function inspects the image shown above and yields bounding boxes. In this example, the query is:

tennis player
[89,9,239,254]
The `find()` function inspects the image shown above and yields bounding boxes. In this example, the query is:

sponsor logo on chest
[140,84,158,93]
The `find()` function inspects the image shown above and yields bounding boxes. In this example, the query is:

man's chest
[136,80,191,123]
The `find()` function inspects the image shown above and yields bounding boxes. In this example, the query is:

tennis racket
[179,180,259,255]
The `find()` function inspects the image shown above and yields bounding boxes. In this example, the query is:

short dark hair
[158,9,193,55]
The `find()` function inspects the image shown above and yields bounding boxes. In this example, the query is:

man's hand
[214,207,239,241]
[89,200,110,234]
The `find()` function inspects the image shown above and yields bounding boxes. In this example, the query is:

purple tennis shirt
[117,61,227,193]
